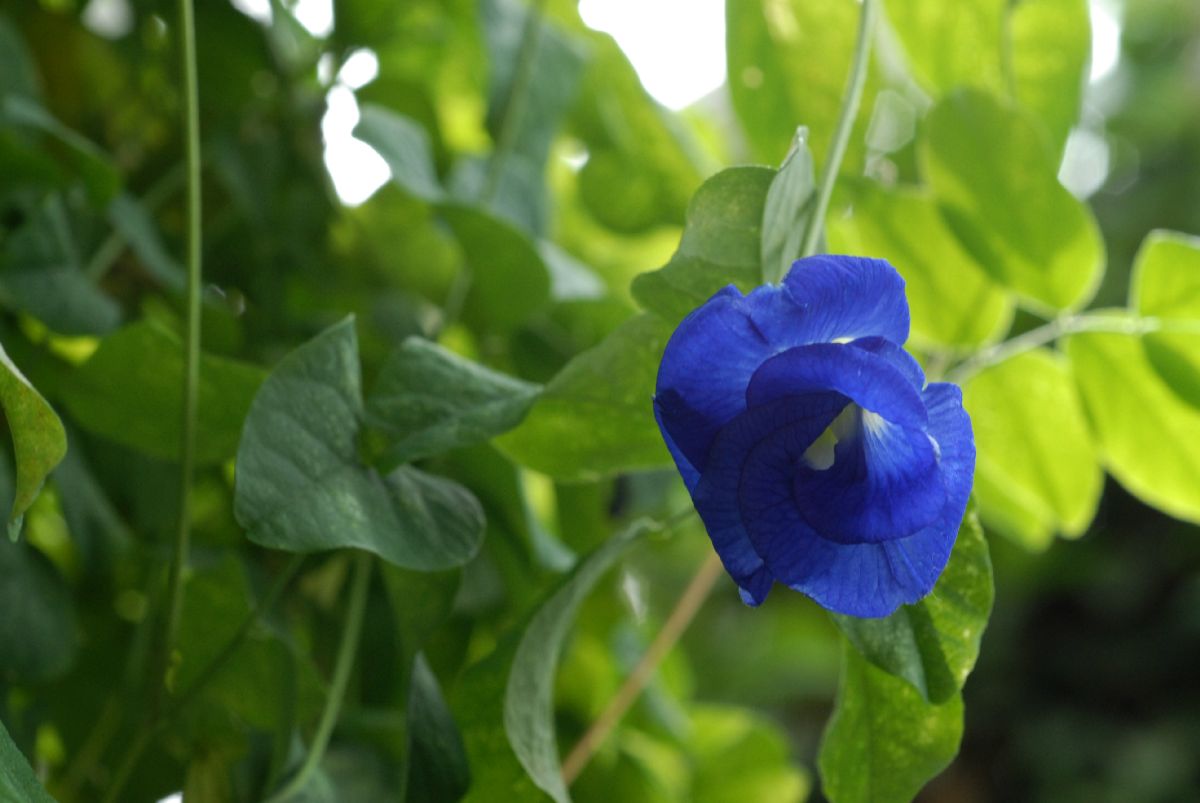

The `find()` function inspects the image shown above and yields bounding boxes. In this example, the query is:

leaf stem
[101,555,305,803]
[799,0,877,259]
[266,551,373,802]
[944,312,1195,384]
[560,549,724,785]
[158,0,203,712]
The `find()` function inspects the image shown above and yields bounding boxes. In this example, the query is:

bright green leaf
[632,167,774,323]
[0,342,66,536]
[364,336,540,468]
[504,520,651,803]
[760,131,815,285]
[833,508,993,703]
[59,320,265,466]
[921,90,1104,312]
[496,313,672,480]
[0,718,55,803]
[828,181,1013,350]
[726,0,880,166]
[689,705,809,803]
[234,318,485,569]
[1131,229,1200,407]
[1010,0,1092,158]
[964,349,1102,549]
[1066,317,1200,523]
[818,643,963,803]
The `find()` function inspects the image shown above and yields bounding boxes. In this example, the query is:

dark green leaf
[0,96,119,205]
[632,167,775,322]
[0,342,66,536]
[505,519,651,803]
[818,643,963,803]
[964,350,1102,550]
[354,104,443,202]
[364,336,540,468]
[59,320,265,466]
[406,653,470,803]
[1066,315,1200,523]
[920,90,1104,312]
[833,508,993,703]
[0,718,55,803]
[106,194,185,290]
[760,131,815,285]
[234,318,485,569]
[496,313,672,480]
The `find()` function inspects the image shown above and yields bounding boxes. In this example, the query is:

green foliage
[235,318,484,569]
[833,509,992,704]
[965,350,1102,549]
[0,536,77,682]
[0,718,55,803]
[59,321,264,466]
[1067,316,1200,523]
[0,343,66,536]
[1131,230,1200,407]
[819,643,964,803]
[921,90,1104,312]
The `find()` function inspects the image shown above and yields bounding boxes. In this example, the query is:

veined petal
[923,382,975,522]
[849,336,926,391]
[779,255,910,346]
[692,393,849,596]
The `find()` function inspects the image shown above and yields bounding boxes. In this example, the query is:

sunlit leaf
[235,318,485,569]
[818,643,963,803]
[1066,315,1200,523]
[964,350,1102,549]
[833,508,992,703]
[1131,229,1200,408]
[921,90,1104,311]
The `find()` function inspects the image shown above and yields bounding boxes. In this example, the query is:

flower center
[801,403,864,470]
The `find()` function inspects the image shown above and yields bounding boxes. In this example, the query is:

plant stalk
[799,0,877,259]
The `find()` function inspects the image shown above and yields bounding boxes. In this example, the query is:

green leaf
[364,336,540,468]
[921,90,1104,312]
[883,0,1089,157]
[1066,316,1200,523]
[833,508,993,704]
[106,194,185,290]
[234,317,485,569]
[0,96,119,206]
[58,320,265,466]
[689,705,810,803]
[760,131,816,285]
[963,349,1102,550]
[632,167,775,323]
[0,342,66,536]
[354,104,443,202]
[0,718,55,803]
[0,15,40,101]
[441,204,552,332]
[1131,230,1200,408]
[828,181,1013,350]
[726,0,881,165]
[818,643,963,803]
[504,520,651,803]
[496,313,672,480]
[406,653,470,803]
[0,536,77,681]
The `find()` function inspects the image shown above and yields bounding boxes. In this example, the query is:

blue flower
[653,255,975,618]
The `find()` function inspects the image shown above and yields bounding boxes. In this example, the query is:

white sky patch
[321,85,390,206]
[156,795,182,803]
[229,0,271,24]
[293,0,334,37]
[1059,127,1111,199]
[82,0,133,38]
[578,0,725,110]
[338,48,379,89]
[1090,0,1122,83]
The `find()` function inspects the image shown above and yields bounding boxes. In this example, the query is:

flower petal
[691,392,849,595]
[923,382,975,520]
[849,336,926,391]
[779,255,910,346]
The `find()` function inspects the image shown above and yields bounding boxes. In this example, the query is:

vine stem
[560,550,724,785]
[159,0,203,705]
[798,0,877,259]
[266,551,373,803]
[943,312,1198,384]
[101,556,305,803]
